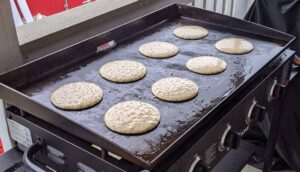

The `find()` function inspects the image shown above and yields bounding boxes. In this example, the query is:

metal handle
[189,154,208,172]
[23,141,47,172]
[268,80,286,102]
[189,155,201,172]
[268,80,277,102]
[189,154,210,172]
[246,99,257,124]
[219,124,231,151]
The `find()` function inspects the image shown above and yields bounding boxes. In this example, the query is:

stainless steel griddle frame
[0,4,295,170]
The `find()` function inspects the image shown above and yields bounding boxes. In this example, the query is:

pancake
[104,101,160,134]
[173,25,208,40]
[139,41,179,58]
[186,56,227,74]
[100,60,146,83]
[51,82,103,110]
[215,38,253,54]
[152,77,199,102]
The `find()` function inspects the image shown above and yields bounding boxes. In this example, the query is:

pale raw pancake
[104,101,160,134]
[139,41,179,58]
[152,77,198,102]
[99,60,146,83]
[215,38,253,54]
[173,25,208,40]
[51,82,103,110]
[186,56,227,74]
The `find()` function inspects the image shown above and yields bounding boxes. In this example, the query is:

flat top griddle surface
[21,17,283,163]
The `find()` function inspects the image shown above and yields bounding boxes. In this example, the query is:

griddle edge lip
[0,3,295,170]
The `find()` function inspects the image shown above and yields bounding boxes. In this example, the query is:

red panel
[0,138,3,155]
[25,0,96,17]
[26,0,64,17]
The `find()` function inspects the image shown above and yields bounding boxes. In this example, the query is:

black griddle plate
[0,4,294,169]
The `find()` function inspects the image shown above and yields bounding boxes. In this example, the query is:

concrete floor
[242,165,261,172]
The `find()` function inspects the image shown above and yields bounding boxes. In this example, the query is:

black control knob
[252,104,266,122]
[224,130,241,149]
[268,80,286,102]
[189,155,209,172]
[193,161,209,172]
[219,125,241,151]
[246,100,266,124]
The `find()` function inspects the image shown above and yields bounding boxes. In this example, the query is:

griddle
[0,4,294,169]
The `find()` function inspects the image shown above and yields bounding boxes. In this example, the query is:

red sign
[0,138,3,155]
[24,0,96,17]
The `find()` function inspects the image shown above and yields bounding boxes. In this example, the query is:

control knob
[189,155,209,172]
[246,100,266,124]
[268,79,286,102]
[219,125,241,151]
